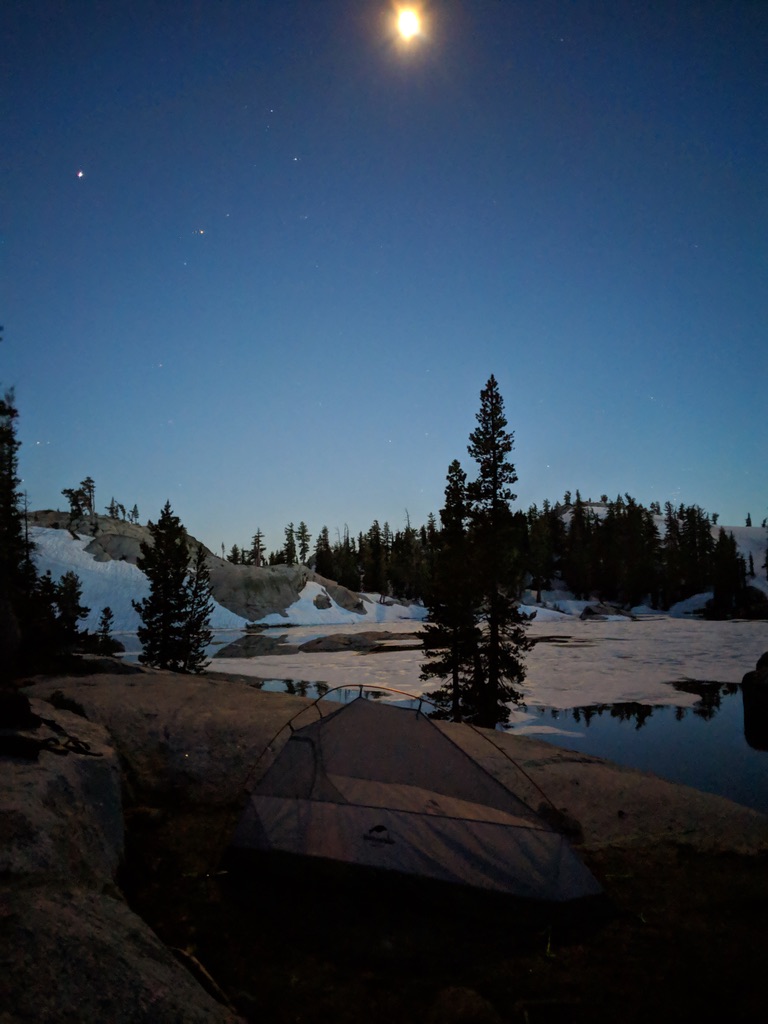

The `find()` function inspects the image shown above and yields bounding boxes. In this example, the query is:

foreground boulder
[1,702,122,884]
[24,671,309,804]
[741,652,768,751]
[741,650,768,689]
[1,693,241,1023]
[4,885,241,1024]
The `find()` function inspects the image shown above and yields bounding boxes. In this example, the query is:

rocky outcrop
[207,559,365,620]
[5,885,240,1024]
[30,510,202,566]
[1,700,122,884]
[30,510,367,622]
[1,691,242,1023]
[22,672,308,804]
[580,602,634,621]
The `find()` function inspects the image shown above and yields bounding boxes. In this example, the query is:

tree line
[522,493,765,618]
[223,518,433,600]
[225,494,766,620]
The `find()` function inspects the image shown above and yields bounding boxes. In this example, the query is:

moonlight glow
[397,7,421,40]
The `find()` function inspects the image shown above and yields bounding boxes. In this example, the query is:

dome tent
[226,689,602,904]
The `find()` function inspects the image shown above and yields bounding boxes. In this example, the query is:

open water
[510,683,768,814]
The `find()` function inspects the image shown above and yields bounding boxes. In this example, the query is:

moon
[397,7,421,40]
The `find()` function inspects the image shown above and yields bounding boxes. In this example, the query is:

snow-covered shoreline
[29,524,767,713]
[208,615,768,713]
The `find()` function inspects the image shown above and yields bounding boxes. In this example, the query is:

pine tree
[132,502,212,672]
[464,375,532,726]
[27,571,62,660]
[709,528,746,618]
[679,505,714,597]
[421,460,483,721]
[361,519,387,594]
[250,528,265,567]
[296,521,312,564]
[660,502,683,608]
[562,491,596,600]
[61,486,86,518]
[62,477,95,520]
[96,606,119,654]
[81,477,95,518]
[0,385,32,607]
[1,375,43,678]
[283,523,297,565]
[314,526,334,578]
[595,494,659,607]
[388,518,424,599]
[527,504,557,603]
[55,571,89,647]
[181,544,214,673]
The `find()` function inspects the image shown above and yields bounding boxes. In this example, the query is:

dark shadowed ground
[122,803,768,1024]
[21,669,768,1023]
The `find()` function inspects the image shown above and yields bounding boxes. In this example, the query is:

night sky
[3,1,766,553]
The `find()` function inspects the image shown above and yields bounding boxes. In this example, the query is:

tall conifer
[181,543,214,672]
[132,502,212,672]
[422,378,532,727]
[464,375,532,726]
[421,460,483,721]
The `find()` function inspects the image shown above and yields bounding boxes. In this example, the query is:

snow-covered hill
[29,526,427,634]
[28,514,767,636]
[30,526,245,633]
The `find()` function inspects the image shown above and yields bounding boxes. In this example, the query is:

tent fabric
[230,695,602,903]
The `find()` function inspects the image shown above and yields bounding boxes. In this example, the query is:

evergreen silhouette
[54,570,90,648]
[707,528,746,618]
[0,385,33,615]
[421,459,483,721]
[95,606,121,655]
[181,542,214,673]
[296,521,312,564]
[0,347,55,676]
[132,501,213,672]
[422,377,532,727]
[283,522,297,565]
[250,528,265,567]
[464,375,533,726]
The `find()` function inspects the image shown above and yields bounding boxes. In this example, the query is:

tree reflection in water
[524,682,768,812]
[542,681,739,730]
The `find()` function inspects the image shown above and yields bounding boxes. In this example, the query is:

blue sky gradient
[3,1,766,552]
